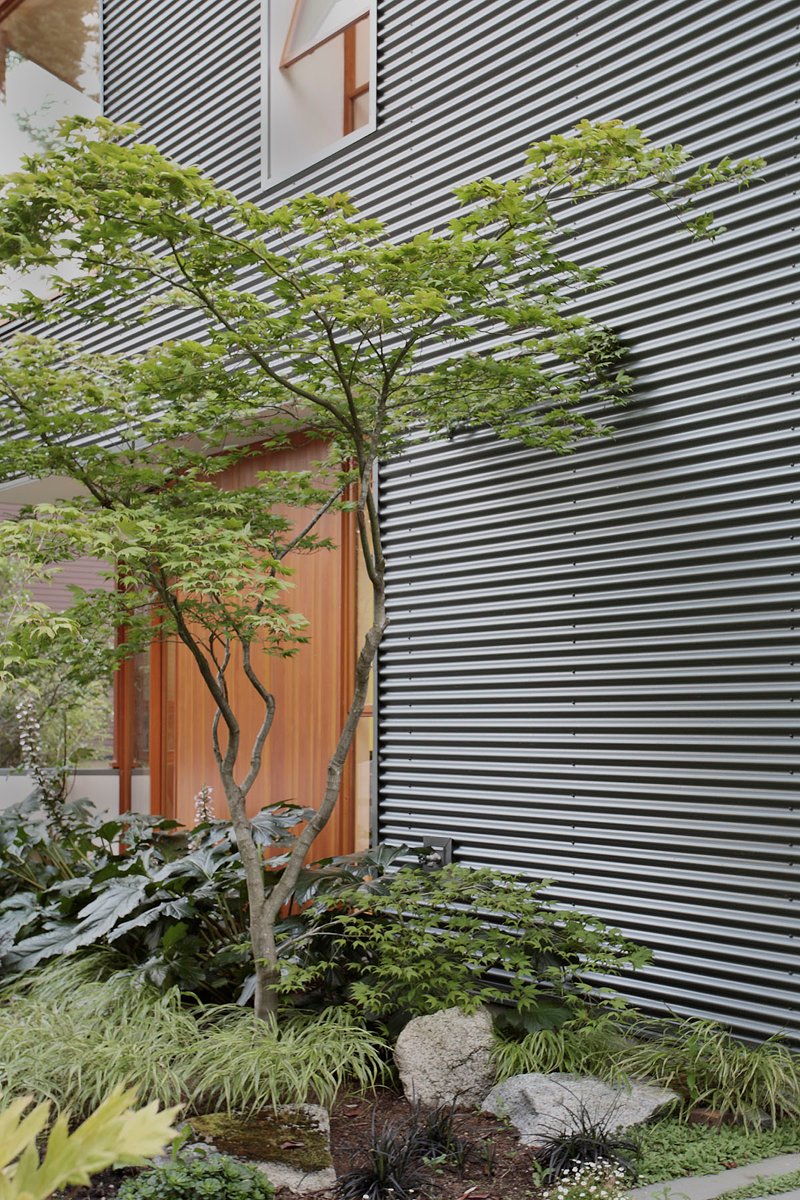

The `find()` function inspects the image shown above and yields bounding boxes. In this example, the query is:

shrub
[117,1151,274,1200]
[283,863,649,1020]
[0,802,255,1000]
[0,798,408,1003]
[185,1005,387,1113]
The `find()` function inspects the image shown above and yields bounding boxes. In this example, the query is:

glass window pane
[0,0,100,174]
[354,14,369,88]
[283,0,367,65]
[351,89,369,131]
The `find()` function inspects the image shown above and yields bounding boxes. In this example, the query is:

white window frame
[260,0,377,189]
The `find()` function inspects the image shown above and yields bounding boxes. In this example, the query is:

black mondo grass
[533,1099,640,1184]
[334,1116,423,1200]
[408,1098,471,1171]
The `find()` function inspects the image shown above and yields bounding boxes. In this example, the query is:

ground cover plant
[541,1161,630,1200]
[0,114,760,1019]
[117,1151,275,1200]
[715,1170,800,1200]
[635,1116,800,1185]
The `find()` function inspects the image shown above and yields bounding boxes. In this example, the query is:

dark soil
[54,1167,137,1200]
[324,1088,539,1200]
[56,1089,538,1200]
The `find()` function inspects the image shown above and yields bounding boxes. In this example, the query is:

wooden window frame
[280,1,368,69]
[343,16,369,136]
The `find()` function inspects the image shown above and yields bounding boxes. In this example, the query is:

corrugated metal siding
[93,0,796,1037]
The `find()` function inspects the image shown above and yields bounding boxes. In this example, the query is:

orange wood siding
[152,440,356,861]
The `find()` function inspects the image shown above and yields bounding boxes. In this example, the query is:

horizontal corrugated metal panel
[370,1,799,1040]
[34,0,799,1038]
[378,400,798,1041]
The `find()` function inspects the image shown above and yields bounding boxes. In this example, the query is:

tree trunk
[251,916,280,1021]
[253,582,387,1020]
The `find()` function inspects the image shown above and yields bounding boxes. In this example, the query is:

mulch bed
[54,1168,136,1200]
[323,1088,540,1200]
[56,1088,539,1200]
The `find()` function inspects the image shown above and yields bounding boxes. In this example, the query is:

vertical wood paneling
[160,440,355,862]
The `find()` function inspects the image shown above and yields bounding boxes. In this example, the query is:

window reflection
[0,0,100,174]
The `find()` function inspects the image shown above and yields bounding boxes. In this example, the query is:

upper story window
[0,0,100,174]
[265,0,376,183]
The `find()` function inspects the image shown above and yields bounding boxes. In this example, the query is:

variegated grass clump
[185,1005,386,1114]
[493,1013,800,1127]
[0,955,386,1118]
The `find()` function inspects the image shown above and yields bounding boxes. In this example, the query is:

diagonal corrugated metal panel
[79,0,800,1036]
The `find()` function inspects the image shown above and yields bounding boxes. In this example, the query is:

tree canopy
[0,116,761,1016]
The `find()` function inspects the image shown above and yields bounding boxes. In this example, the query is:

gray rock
[253,1160,337,1195]
[190,1104,335,1195]
[482,1072,677,1146]
[394,1006,495,1107]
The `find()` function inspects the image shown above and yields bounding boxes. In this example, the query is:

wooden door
[145,438,356,861]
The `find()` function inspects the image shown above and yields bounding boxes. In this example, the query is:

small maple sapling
[0,117,760,1019]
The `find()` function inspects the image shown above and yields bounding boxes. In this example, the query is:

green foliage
[0,114,760,685]
[0,120,761,625]
[0,556,113,767]
[9,682,112,769]
[0,1086,180,1200]
[0,956,387,1118]
[184,1006,387,1114]
[0,802,253,999]
[623,1018,800,1127]
[281,863,649,1020]
[492,1012,637,1083]
[0,115,759,1016]
[715,1169,800,1200]
[0,959,198,1116]
[0,798,410,1000]
[117,1151,275,1200]
[0,550,114,691]
[635,1117,800,1186]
